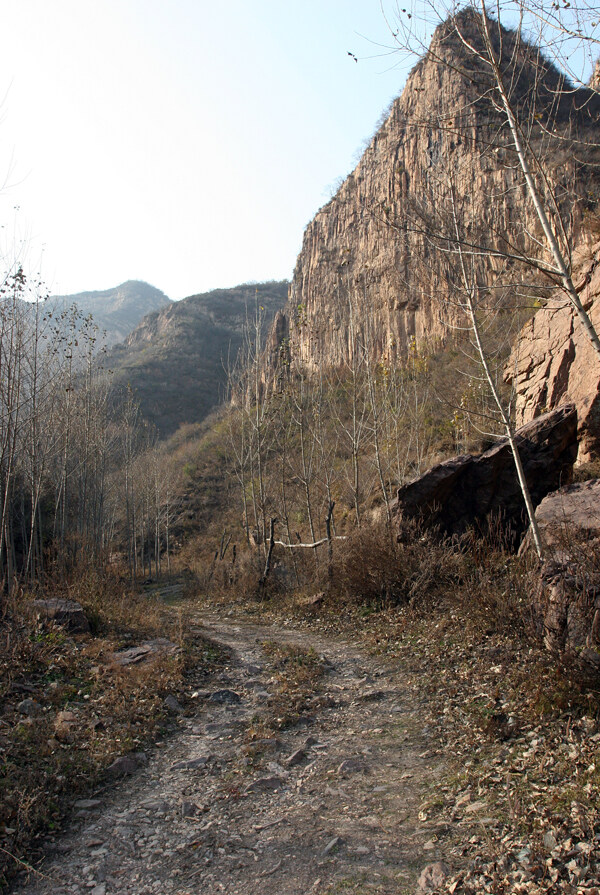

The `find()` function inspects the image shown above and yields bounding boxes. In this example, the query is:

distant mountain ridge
[105,281,288,436]
[50,280,171,347]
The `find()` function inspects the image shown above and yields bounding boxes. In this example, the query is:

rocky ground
[9,611,460,895]
[8,604,600,895]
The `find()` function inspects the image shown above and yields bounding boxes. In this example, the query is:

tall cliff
[276,10,599,374]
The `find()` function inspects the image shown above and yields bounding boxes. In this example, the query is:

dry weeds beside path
[10,611,451,895]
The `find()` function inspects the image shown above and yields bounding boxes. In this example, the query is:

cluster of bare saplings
[223,299,475,595]
[0,268,178,593]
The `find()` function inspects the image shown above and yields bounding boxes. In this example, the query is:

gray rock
[543,830,557,850]
[106,755,139,777]
[337,758,364,775]
[209,689,242,705]
[284,748,307,767]
[32,598,90,633]
[181,800,201,818]
[74,799,102,809]
[163,694,184,714]
[171,755,210,770]
[244,775,286,793]
[323,836,343,855]
[112,638,179,667]
[525,479,600,553]
[417,862,450,892]
[53,709,77,743]
[17,698,42,716]
[358,689,388,702]
[140,798,169,812]
[526,481,600,664]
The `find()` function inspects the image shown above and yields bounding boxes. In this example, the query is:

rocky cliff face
[275,11,598,375]
[506,241,600,461]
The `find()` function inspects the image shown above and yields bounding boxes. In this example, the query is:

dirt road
[11,612,449,895]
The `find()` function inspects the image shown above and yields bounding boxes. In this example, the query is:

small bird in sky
[347,51,358,62]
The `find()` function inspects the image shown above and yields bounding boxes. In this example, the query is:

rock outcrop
[528,480,600,664]
[272,10,599,375]
[32,599,90,634]
[392,405,578,542]
[506,241,600,461]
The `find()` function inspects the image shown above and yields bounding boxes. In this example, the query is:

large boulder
[392,404,578,543]
[531,478,600,555]
[529,480,600,664]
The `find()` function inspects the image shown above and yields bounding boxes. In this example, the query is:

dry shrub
[245,641,327,734]
[573,460,600,483]
[458,535,536,633]
[200,540,321,605]
[329,520,463,609]
[323,516,538,642]
[200,546,263,602]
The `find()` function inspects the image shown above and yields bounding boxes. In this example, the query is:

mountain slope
[106,281,288,435]
[50,280,171,347]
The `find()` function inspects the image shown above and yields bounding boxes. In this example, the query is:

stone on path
[163,694,184,714]
[17,698,42,716]
[106,753,147,777]
[244,775,286,793]
[31,598,90,633]
[209,689,242,705]
[112,638,179,667]
[417,862,450,892]
[323,836,343,855]
[284,748,307,767]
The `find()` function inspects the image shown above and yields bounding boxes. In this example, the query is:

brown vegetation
[0,565,225,890]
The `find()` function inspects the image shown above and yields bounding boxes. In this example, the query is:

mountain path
[11,612,451,895]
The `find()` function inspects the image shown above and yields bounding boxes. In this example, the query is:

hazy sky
[0,0,414,300]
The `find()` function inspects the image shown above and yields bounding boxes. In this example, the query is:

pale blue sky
[0,0,412,299]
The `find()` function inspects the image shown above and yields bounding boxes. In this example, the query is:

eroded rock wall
[506,242,600,461]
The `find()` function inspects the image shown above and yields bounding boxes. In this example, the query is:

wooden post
[258,518,277,595]
[325,501,335,587]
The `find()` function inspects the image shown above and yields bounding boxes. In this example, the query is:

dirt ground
[9,611,453,895]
